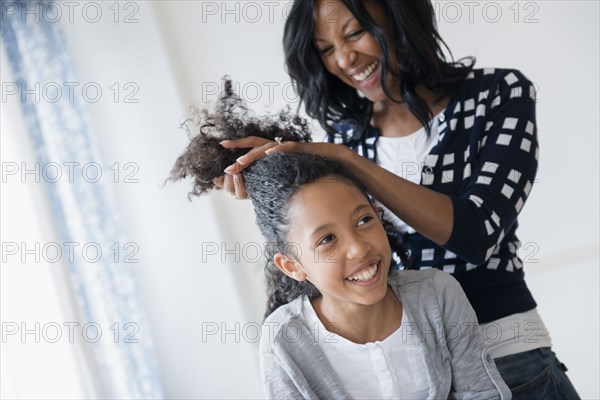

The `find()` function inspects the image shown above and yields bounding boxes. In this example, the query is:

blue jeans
[494,347,580,399]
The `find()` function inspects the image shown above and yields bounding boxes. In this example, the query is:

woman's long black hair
[283,0,475,140]
[170,79,409,319]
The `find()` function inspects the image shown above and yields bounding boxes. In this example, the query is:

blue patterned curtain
[1,1,164,398]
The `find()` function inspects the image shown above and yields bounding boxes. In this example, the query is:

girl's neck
[311,286,403,345]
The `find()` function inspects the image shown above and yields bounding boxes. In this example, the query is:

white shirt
[375,110,444,234]
[301,296,430,399]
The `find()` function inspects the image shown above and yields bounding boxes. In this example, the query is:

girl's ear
[273,253,307,282]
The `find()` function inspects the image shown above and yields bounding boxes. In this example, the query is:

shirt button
[439,114,446,122]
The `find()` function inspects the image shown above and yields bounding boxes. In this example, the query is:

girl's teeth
[352,61,378,82]
[348,263,378,282]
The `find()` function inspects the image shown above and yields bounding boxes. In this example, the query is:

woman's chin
[359,88,388,103]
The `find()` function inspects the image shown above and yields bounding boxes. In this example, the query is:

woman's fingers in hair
[265,142,354,163]
[224,141,278,174]
[233,173,248,199]
[223,173,236,196]
[212,176,225,188]
[264,140,300,155]
[220,136,273,149]
[221,173,248,200]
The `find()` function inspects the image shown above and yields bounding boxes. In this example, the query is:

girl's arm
[432,270,512,399]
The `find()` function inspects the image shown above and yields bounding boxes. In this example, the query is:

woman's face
[275,177,392,310]
[313,0,394,102]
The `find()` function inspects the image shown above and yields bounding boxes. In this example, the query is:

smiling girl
[170,82,510,399]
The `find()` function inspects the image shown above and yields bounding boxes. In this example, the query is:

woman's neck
[311,286,403,345]
[371,85,449,137]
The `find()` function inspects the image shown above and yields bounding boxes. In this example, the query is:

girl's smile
[345,259,382,285]
[273,177,393,313]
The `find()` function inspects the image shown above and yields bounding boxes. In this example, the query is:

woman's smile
[350,61,380,90]
[314,0,394,102]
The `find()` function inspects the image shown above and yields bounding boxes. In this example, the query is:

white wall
[2,0,598,398]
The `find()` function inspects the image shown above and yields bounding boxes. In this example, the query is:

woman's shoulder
[463,67,535,92]
[446,66,537,118]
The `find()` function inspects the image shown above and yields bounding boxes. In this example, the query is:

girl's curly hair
[170,79,313,198]
[170,79,409,319]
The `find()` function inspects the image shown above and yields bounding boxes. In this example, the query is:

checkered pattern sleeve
[444,70,539,264]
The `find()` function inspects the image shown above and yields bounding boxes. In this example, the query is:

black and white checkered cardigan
[327,68,539,323]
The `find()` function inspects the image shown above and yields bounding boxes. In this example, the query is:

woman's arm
[224,139,454,243]
[341,148,454,244]
[268,71,539,264]
[225,70,538,264]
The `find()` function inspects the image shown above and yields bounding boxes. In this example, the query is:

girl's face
[274,177,392,310]
[313,0,395,103]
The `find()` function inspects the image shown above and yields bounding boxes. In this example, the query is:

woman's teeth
[352,61,378,82]
[348,263,378,282]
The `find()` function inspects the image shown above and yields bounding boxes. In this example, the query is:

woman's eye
[348,29,365,40]
[318,235,335,246]
[358,215,374,226]
[318,46,333,56]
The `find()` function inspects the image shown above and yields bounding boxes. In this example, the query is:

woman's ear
[273,253,307,282]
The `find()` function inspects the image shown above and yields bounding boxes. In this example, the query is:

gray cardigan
[259,269,512,399]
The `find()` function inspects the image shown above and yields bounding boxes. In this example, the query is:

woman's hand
[264,140,353,162]
[217,137,354,199]
[216,136,281,199]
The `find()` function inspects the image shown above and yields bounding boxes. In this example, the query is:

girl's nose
[346,236,371,260]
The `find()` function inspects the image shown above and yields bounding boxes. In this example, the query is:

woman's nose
[336,46,357,70]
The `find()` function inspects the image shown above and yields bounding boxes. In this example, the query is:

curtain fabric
[1,1,164,398]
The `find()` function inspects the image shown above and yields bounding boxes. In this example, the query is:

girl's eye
[357,215,374,226]
[317,234,335,246]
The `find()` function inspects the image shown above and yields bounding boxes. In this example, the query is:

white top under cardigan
[301,296,429,399]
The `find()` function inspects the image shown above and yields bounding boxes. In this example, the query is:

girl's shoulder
[388,269,463,304]
[259,296,308,353]
[388,267,447,286]
[262,295,305,328]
